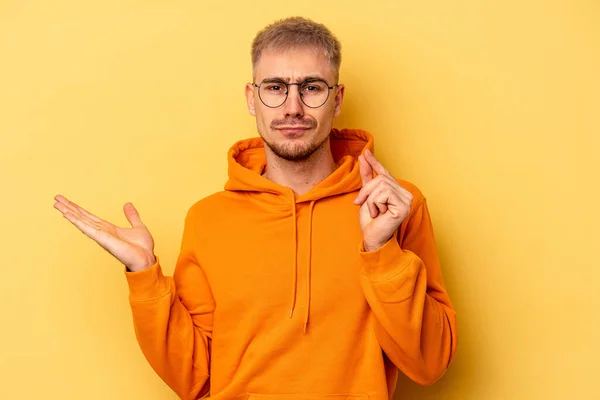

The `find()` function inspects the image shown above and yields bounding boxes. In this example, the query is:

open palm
[54,195,156,272]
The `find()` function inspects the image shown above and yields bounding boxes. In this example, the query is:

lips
[275,127,311,135]
[271,118,316,135]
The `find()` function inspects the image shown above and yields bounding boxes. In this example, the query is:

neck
[262,140,338,196]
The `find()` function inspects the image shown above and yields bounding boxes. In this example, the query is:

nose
[282,84,304,118]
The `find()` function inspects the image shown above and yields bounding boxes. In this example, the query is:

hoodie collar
[224,128,374,201]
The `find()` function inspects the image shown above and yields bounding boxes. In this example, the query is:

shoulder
[185,191,239,221]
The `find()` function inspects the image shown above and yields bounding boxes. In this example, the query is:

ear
[245,82,256,116]
[333,84,345,117]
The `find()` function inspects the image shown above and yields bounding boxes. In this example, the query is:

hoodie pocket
[247,395,369,400]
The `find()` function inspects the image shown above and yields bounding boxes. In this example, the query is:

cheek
[319,98,337,117]
[255,107,275,129]
[313,104,335,124]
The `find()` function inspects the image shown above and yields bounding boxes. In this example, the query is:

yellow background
[1,0,599,399]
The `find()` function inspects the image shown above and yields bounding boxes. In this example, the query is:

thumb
[359,154,373,186]
[124,202,144,228]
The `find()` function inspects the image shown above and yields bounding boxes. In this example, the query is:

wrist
[127,254,157,273]
[363,242,381,252]
[363,237,393,252]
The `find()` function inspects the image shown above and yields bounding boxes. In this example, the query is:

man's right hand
[53,195,156,272]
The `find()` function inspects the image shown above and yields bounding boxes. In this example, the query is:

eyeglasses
[252,78,339,108]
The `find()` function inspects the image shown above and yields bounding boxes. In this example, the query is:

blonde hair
[251,17,342,82]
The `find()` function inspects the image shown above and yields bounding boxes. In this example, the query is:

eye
[301,81,326,93]
[265,84,285,92]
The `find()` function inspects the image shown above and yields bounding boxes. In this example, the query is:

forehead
[254,46,335,82]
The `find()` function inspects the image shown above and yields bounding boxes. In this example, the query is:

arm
[52,196,213,398]
[126,209,214,399]
[359,197,457,385]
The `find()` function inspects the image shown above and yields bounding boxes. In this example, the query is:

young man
[54,17,457,400]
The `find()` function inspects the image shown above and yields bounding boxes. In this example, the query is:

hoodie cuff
[359,236,413,281]
[124,257,171,301]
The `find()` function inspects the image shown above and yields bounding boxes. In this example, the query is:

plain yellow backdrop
[1,1,599,399]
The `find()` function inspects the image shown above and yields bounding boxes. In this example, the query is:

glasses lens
[300,80,329,108]
[259,81,288,108]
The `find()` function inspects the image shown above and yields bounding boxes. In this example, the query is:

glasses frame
[252,78,339,109]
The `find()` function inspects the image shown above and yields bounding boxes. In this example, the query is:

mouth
[275,127,311,136]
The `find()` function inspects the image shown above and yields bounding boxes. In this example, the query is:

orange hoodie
[125,128,457,400]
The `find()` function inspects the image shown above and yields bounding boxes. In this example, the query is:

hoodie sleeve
[358,196,458,385]
[125,209,214,399]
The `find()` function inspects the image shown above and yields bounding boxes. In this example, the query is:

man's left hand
[354,149,413,252]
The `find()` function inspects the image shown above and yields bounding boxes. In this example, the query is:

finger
[370,187,390,215]
[366,198,379,219]
[373,190,389,214]
[54,201,98,227]
[54,195,103,223]
[124,203,145,228]
[370,184,407,216]
[383,179,414,209]
[62,210,102,241]
[358,154,373,186]
[64,211,133,262]
[354,176,397,205]
[378,189,407,217]
[361,176,413,209]
[364,149,392,178]
[54,195,84,218]
[373,197,388,215]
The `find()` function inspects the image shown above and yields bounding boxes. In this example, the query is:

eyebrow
[261,75,326,84]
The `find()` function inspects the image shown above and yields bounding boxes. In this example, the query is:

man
[54,16,457,400]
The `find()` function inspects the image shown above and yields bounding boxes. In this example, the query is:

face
[245,46,345,162]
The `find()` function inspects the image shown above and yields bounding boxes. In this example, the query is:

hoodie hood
[224,128,374,332]
[225,128,374,201]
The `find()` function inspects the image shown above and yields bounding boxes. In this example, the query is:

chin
[271,142,313,161]
[266,135,329,162]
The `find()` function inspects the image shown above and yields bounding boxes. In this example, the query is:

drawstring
[304,200,316,333]
[288,198,316,334]
[289,201,298,318]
